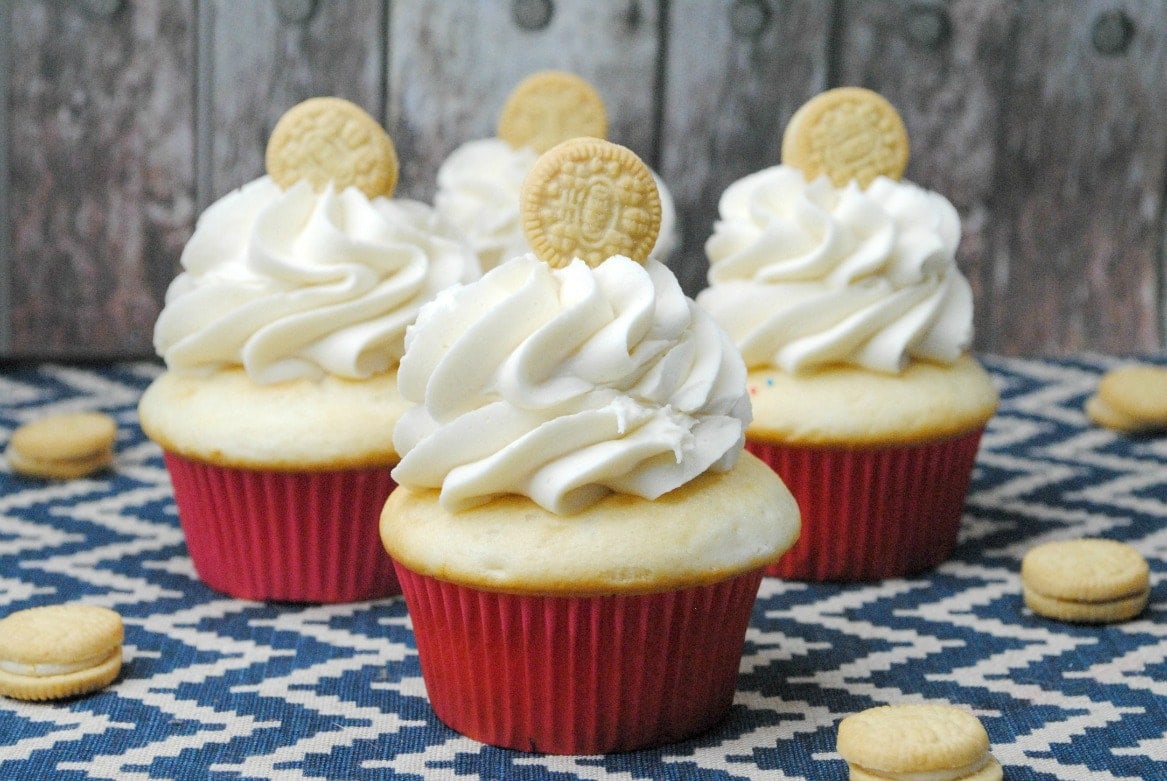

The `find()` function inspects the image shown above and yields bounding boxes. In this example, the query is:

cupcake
[697,88,998,581]
[138,97,480,603]
[434,70,678,272]
[381,138,799,753]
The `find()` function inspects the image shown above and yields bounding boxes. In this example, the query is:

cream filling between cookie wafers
[0,650,115,677]
[6,446,110,469]
[851,751,992,781]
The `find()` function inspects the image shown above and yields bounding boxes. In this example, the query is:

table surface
[0,356,1164,780]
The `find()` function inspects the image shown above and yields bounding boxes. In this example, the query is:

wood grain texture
[976,0,1167,355]
[4,0,1167,359]
[8,0,195,358]
[0,3,10,353]
[660,0,833,297]
[202,0,384,207]
[387,0,660,202]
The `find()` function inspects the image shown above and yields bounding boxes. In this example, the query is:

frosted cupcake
[434,70,677,271]
[138,97,480,602]
[381,138,799,753]
[697,88,998,581]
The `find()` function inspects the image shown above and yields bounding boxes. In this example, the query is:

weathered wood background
[3,0,1166,360]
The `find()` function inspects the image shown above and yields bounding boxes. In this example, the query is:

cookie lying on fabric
[0,604,124,701]
[1021,538,1150,624]
[837,703,1002,781]
[5,411,117,479]
[1085,363,1167,434]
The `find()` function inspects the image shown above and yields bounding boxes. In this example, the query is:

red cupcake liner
[163,452,400,602]
[395,564,764,754]
[747,428,985,581]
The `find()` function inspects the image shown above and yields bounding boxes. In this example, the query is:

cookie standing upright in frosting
[698,87,998,582]
[138,96,480,603]
[433,70,677,271]
[380,138,799,754]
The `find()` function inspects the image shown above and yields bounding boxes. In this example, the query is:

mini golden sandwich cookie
[5,411,117,479]
[496,69,608,154]
[0,604,124,701]
[1085,363,1167,434]
[837,703,1003,781]
[1021,538,1150,624]
[520,136,661,269]
[781,86,910,188]
[265,95,399,199]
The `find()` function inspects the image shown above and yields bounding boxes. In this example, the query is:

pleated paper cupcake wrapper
[395,564,764,755]
[163,452,400,603]
[746,428,985,581]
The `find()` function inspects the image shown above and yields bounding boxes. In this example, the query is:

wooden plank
[7,0,196,359]
[202,0,385,208]
[979,0,1167,355]
[660,0,834,296]
[0,2,10,353]
[4,0,1167,360]
[387,0,660,202]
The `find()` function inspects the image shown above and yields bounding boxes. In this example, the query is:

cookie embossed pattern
[0,357,1164,777]
[434,70,678,273]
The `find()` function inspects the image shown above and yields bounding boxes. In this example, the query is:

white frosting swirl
[392,254,750,515]
[697,166,972,374]
[434,139,539,272]
[154,176,480,384]
[435,138,678,270]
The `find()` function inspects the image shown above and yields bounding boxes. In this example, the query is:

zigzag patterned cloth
[0,357,1164,780]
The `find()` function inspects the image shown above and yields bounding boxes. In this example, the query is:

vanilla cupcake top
[697,88,973,375]
[435,71,677,271]
[153,98,480,384]
[392,138,750,515]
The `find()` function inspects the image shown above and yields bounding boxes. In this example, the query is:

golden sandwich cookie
[837,703,1002,781]
[5,411,117,479]
[782,86,909,188]
[1086,363,1167,434]
[520,136,661,269]
[497,69,608,154]
[265,96,399,199]
[0,604,124,701]
[1021,538,1150,624]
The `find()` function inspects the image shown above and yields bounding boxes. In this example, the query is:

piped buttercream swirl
[154,176,480,383]
[697,165,972,374]
[392,254,750,515]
